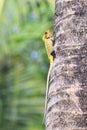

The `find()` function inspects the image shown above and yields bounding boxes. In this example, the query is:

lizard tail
[42,63,53,124]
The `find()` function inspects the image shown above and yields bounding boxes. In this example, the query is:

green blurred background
[0,0,54,130]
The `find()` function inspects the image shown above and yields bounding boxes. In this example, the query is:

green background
[0,0,54,130]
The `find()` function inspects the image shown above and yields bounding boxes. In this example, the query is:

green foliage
[0,0,54,130]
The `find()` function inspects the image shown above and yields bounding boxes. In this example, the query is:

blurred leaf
[0,0,54,130]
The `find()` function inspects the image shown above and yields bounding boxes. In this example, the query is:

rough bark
[46,0,87,130]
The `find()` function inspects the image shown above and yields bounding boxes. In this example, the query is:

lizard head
[42,30,51,42]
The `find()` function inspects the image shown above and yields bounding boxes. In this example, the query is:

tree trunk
[46,0,87,130]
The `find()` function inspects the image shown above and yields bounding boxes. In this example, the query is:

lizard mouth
[46,37,50,39]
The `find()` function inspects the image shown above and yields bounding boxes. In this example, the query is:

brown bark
[46,0,87,130]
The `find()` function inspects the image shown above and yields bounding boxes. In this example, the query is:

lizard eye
[45,31,47,34]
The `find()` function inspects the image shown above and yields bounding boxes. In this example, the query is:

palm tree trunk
[46,0,87,130]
